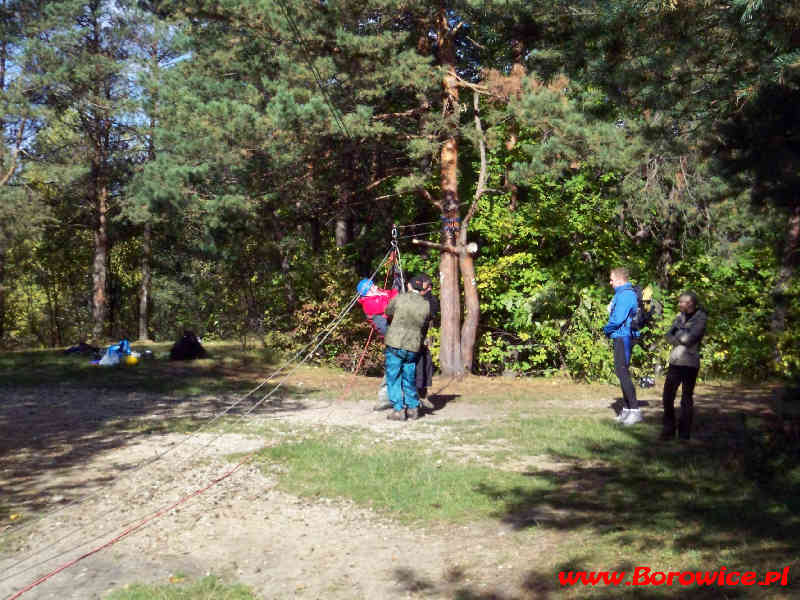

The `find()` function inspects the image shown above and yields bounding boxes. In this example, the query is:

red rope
[7,453,258,600]
[9,254,401,599]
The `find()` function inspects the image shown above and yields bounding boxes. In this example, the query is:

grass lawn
[248,417,799,597]
[104,575,258,600]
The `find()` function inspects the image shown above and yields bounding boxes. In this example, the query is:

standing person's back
[385,292,430,353]
[409,273,438,409]
[384,288,430,421]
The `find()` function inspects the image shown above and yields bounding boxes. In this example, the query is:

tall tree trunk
[436,7,463,376]
[0,30,6,343]
[0,247,5,343]
[139,112,156,342]
[458,250,478,372]
[770,201,800,361]
[335,150,354,249]
[458,91,488,374]
[311,217,323,254]
[138,220,152,340]
[91,174,109,342]
[273,220,297,310]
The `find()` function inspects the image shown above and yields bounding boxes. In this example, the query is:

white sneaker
[622,409,643,426]
[615,408,630,422]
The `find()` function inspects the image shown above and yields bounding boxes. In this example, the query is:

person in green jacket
[384,283,431,421]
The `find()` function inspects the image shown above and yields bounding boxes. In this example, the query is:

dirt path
[0,381,778,600]
[0,387,571,600]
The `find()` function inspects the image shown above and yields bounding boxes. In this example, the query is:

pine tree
[0,0,49,342]
[25,1,147,341]
[569,0,800,356]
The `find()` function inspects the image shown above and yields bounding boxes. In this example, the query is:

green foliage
[290,250,382,374]
[1,0,797,385]
[562,288,616,381]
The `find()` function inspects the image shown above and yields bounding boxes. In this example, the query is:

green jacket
[384,291,430,353]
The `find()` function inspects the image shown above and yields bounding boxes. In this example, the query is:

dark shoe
[387,410,405,421]
[373,401,393,411]
[406,408,419,420]
[419,397,434,410]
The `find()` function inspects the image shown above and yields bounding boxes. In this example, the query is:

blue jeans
[385,347,419,411]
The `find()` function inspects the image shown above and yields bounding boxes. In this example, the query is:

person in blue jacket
[602,267,641,425]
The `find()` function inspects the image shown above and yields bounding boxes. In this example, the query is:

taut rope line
[3,248,397,596]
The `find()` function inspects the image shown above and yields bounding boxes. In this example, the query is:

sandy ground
[0,379,779,600]
[0,385,574,600]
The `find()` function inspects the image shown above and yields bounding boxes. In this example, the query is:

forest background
[0,0,797,383]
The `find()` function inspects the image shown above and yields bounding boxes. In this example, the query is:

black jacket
[665,309,707,368]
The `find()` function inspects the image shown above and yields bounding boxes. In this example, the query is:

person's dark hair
[679,290,699,308]
[409,273,431,292]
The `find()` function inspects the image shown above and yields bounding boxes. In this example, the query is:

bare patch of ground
[0,378,780,599]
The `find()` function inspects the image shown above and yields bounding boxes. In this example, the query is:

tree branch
[0,120,26,188]
[372,102,430,121]
[418,187,441,210]
[411,238,477,255]
[453,72,489,93]
[462,91,486,232]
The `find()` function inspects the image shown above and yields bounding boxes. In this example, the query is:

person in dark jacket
[660,291,707,440]
[602,267,641,425]
[409,273,439,410]
[384,283,430,421]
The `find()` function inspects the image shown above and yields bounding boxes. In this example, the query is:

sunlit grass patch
[105,575,257,600]
[254,433,555,524]
[248,411,800,598]
[430,415,643,465]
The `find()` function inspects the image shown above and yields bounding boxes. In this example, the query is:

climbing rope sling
[348,229,406,380]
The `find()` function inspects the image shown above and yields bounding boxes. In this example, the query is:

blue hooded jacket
[602,283,639,339]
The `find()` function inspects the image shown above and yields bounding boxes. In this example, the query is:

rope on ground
[2,246,397,594]
[1,242,393,553]
[5,455,257,600]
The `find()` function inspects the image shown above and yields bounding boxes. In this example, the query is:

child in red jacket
[356,278,399,410]
[357,278,398,338]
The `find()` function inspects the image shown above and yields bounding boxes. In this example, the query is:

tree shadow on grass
[0,350,322,526]
[466,387,799,596]
[390,557,758,599]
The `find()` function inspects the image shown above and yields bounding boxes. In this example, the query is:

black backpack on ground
[169,330,207,361]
